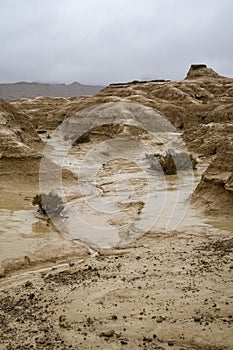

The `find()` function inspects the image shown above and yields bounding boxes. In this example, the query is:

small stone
[25,281,33,288]
[59,318,70,329]
[120,338,129,345]
[168,340,174,346]
[143,336,152,342]
[14,306,23,311]
[59,315,66,323]
[112,315,118,320]
[69,262,75,267]
[100,330,115,337]
[193,316,201,322]
[156,316,164,323]
[59,315,69,328]
[87,317,94,325]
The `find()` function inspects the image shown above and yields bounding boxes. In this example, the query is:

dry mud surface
[0,232,232,350]
[0,65,233,349]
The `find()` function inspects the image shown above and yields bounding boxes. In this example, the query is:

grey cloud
[0,0,233,85]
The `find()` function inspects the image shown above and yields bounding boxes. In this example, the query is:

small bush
[33,192,64,216]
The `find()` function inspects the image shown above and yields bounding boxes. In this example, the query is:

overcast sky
[0,0,232,85]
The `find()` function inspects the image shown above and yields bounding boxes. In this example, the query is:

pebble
[25,281,33,288]
[167,340,174,346]
[156,316,165,323]
[193,316,201,322]
[14,306,23,311]
[59,314,70,328]
[59,315,66,323]
[100,330,115,337]
[120,338,129,345]
[86,317,94,325]
[143,336,152,342]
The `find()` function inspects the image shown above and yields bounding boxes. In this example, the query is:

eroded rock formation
[1,64,232,215]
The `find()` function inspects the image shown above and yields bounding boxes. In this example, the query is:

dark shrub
[33,192,64,216]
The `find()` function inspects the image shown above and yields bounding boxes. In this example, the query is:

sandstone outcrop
[185,64,222,80]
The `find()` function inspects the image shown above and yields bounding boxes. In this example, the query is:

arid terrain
[0,65,232,349]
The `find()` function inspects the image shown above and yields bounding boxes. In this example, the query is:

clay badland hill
[1,64,232,215]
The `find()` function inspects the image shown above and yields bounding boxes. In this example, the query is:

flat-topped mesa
[185,64,221,80]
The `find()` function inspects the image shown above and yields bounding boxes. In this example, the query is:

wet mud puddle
[0,131,230,268]
[43,131,213,248]
[0,189,53,263]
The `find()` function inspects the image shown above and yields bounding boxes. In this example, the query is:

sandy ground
[0,228,232,350]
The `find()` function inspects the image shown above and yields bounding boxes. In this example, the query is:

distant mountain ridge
[0,81,104,100]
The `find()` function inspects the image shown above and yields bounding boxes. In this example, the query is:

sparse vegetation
[32,192,64,216]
